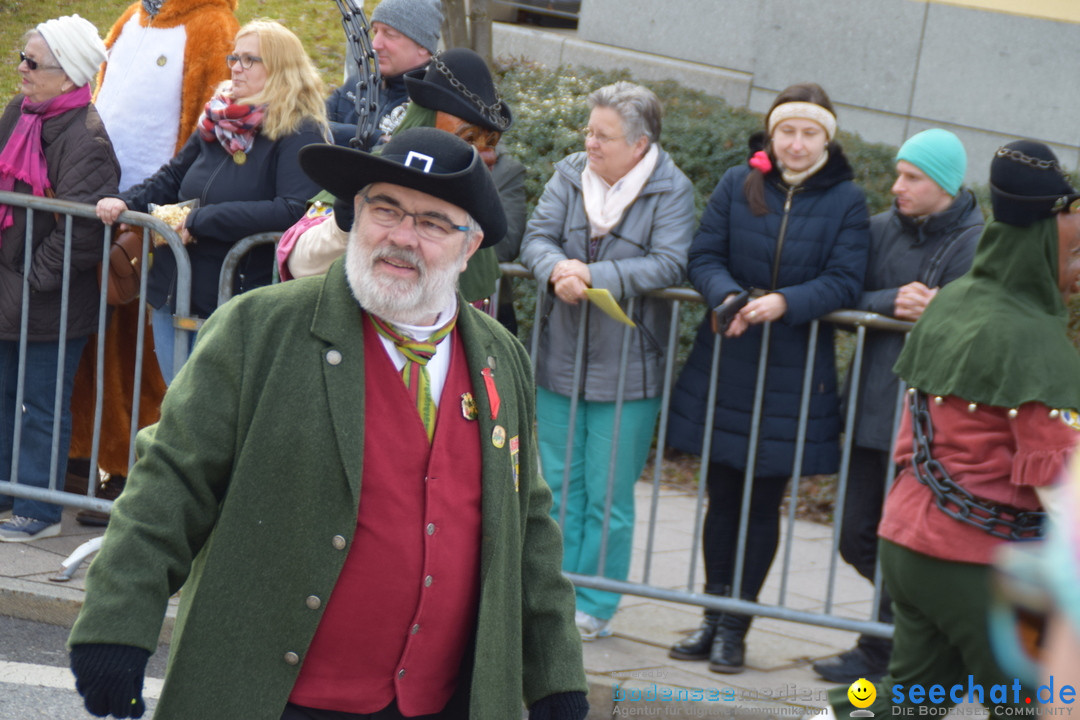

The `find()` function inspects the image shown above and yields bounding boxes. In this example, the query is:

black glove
[333,193,355,232]
[529,691,589,720]
[70,643,151,719]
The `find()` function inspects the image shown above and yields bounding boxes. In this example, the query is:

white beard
[345,228,465,325]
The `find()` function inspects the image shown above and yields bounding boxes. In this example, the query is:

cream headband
[767,101,837,141]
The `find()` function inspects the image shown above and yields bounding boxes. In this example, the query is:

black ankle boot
[709,614,750,674]
[669,613,721,661]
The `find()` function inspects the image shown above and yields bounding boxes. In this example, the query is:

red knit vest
[289,318,483,715]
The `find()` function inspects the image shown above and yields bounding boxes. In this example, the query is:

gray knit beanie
[371,0,443,56]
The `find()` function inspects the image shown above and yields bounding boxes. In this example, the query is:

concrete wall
[493,1,1080,184]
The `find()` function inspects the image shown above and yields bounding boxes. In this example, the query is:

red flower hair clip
[748,150,772,174]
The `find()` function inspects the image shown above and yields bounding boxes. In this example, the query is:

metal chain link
[994,147,1070,179]
[335,0,382,148]
[908,390,1045,541]
[429,55,510,131]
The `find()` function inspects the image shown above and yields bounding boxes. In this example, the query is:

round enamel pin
[491,425,506,448]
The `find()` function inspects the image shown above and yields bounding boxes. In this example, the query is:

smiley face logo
[848,678,876,709]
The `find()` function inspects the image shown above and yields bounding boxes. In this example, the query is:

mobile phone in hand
[712,290,750,333]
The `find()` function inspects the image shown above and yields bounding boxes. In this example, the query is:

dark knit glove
[529,691,589,720]
[70,643,151,718]
[333,193,355,232]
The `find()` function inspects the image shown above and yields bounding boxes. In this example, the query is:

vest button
[305,595,321,610]
[398,668,406,679]
[332,535,347,550]
[284,651,300,665]
[325,349,342,365]
[411,623,420,634]
[426,523,436,535]
[424,575,433,587]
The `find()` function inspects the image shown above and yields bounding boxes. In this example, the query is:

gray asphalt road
[0,616,168,720]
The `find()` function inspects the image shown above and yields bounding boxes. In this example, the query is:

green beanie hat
[896,128,966,196]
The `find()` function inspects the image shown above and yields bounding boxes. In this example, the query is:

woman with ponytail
[665,83,870,673]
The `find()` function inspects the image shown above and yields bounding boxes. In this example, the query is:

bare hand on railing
[894,281,938,321]
[727,293,787,337]
[96,197,128,225]
[551,259,592,305]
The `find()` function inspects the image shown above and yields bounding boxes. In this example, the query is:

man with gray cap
[69,127,588,720]
[814,128,983,684]
[327,0,443,148]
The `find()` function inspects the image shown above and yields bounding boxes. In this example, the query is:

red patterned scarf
[197,92,267,161]
[0,85,92,234]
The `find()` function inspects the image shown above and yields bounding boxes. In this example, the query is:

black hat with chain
[989,140,1078,227]
[404,48,513,133]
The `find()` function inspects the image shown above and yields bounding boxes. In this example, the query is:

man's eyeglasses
[226,54,263,70]
[19,51,61,72]
[580,127,625,144]
[361,196,470,242]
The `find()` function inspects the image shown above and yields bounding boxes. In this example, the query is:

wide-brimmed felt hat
[299,127,506,247]
[404,48,512,132]
[990,140,1077,227]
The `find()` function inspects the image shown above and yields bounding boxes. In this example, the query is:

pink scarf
[0,85,92,233]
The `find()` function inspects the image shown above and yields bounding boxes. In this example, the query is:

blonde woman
[96,19,328,382]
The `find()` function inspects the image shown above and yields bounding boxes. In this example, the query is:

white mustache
[372,246,425,276]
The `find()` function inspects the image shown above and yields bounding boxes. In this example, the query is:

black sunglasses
[19,51,61,72]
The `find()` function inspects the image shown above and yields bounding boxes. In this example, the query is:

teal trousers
[536,387,660,620]
[829,540,1035,715]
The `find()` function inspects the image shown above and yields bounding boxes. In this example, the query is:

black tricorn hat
[299,127,506,248]
[404,48,513,133]
[990,140,1077,227]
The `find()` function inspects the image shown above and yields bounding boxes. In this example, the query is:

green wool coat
[69,261,587,719]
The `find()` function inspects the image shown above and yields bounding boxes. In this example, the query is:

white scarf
[581,143,659,238]
[780,150,829,187]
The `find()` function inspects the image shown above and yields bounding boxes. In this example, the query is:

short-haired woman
[96,19,328,383]
[520,81,695,640]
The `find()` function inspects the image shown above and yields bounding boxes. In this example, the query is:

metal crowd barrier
[0,208,910,634]
[0,193,192,552]
[503,262,911,639]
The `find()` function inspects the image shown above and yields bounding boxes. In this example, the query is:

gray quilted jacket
[520,148,694,401]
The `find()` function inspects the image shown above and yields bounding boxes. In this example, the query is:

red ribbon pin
[481,367,500,420]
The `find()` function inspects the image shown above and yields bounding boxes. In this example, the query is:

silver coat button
[332,535,347,550]
[326,349,342,365]
[411,623,420,635]
[284,652,300,665]
[426,523,436,535]
[424,575,433,587]
[398,668,406,679]
[306,595,321,610]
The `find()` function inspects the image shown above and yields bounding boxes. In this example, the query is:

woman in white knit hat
[0,15,120,543]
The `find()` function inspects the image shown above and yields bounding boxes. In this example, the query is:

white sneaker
[575,611,613,640]
[0,515,62,543]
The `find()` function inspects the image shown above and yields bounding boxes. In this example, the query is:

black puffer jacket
[326,72,412,149]
[120,119,325,317]
[667,148,870,476]
[0,95,120,341]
